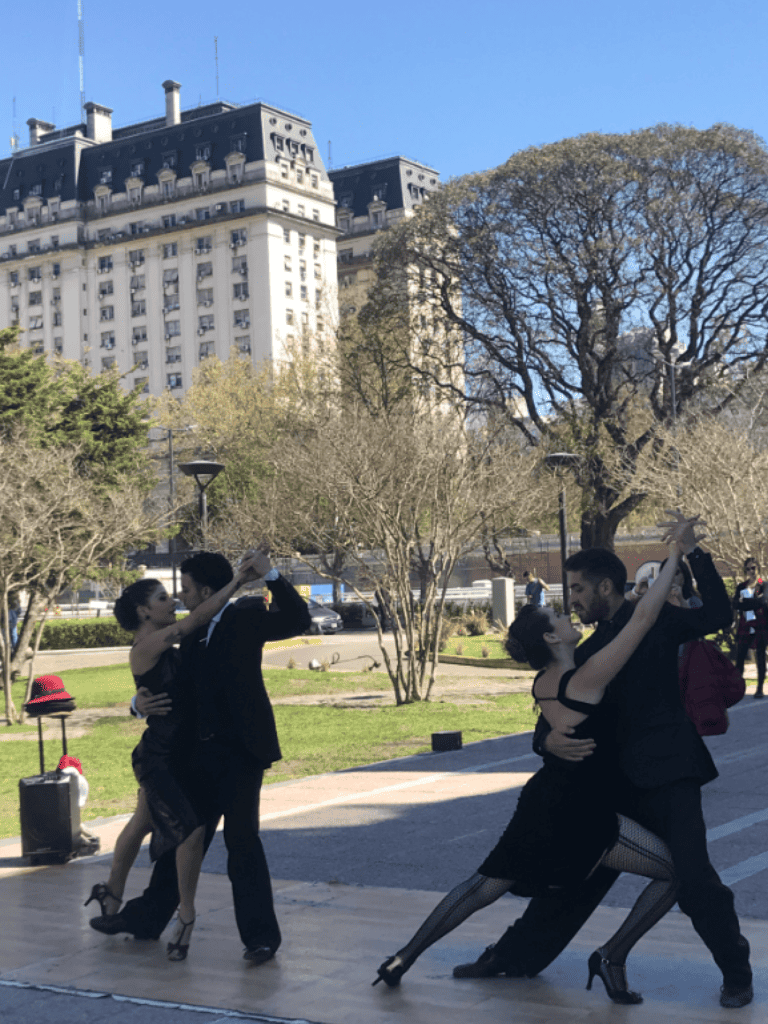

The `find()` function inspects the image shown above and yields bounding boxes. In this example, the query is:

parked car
[306,599,343,634]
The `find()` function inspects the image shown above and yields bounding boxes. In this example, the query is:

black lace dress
[477,668,620,896]
[131,647,204,861]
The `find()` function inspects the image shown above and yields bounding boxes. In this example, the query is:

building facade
[0,82,338,396]
[328,156,441,317]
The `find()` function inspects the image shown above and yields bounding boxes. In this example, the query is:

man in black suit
[454,518,753,1009]
[92,550,311,964]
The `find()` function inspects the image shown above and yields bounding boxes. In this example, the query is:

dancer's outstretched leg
[374,873,512,987]
[587,814,678,1004]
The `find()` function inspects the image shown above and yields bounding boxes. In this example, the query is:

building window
[315,289,322,307]
[163,214,177,228]
[29,240,41,254]
[314,263,322,279]
[300,285,308,300]
[196,207,211,221]
[129,249,145,266]
[8,245,17,257]
[195,144,211,162]
[99,281,114,297]
[9,271,18,286]
[236,335,251,354]
[285,281,292,297]
[194,171,209,190]
[134,377,149,394]
[129,222,144,235]
[339,249,353,264]
[296,169,304,184]
[130,274,146,291]
[29,291,42,306]
[283,255,291,272]
[132,327,147,345]
[128,187,142,205]
[29,316,43,330]
[231,229,246,248]
[12,188,20,201]
[165,320,181,338]
[54,337,63,355]
[100,306,114,321]
[53,311,62,326]
[232,256,247,275]
[298,205,305,217]
[234,309,250,328]
[131,300,146,317]
[98,195,110,214]
[162,180,175,199]
[283,227,290,243]
[166,345,182,363]
[312,209,319,222]
[100,332,116,349]
[197,288,214,306]
[286,310,294,325]
[282,199,289,212]
[299,260,307,281]
[98,256,113,273]
[163,268,179,287]
[199,341,215,360]
[230,135,247,154]
[197,261,213,280]
[131,160,145,177]
[162,152,177,169]
[195,237,212,254]
[198,315,214,333]
[99,168,112,185]
[52,262,61,278]
[233,282,249,300]
[230,199,245,214]
[163,242,178,258]
[134,351,149,370]
[298,233,306,250]
[311,174,318,188]
[32,340,45,355]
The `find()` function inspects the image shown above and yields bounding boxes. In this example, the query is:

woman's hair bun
[505,636,529,664]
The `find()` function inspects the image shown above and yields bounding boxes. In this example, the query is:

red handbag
[678,640,746,736]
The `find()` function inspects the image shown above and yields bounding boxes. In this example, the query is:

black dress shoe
[720,982,754,1008]
[453,943,532,979]
[89,913,160,940]
[243,945,276,965]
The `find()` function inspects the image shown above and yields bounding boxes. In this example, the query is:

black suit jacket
[535,548,731,790]
[183,575,311,768]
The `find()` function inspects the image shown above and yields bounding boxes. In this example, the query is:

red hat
[24,676,76,716]
[58,755,83,774]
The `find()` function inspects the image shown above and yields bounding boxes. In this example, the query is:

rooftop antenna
[10,96,20,153]
[215,37,219,99]
[78,0,86,122]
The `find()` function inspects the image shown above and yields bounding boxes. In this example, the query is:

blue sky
[3,0,767,181]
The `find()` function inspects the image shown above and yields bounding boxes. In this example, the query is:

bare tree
[367,124,768,549]
[0,435,168,724]
[214,408,546,703]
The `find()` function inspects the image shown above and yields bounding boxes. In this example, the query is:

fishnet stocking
[392,873,512,970]
[597,813,678,974]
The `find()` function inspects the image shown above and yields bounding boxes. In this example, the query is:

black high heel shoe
[84,882,121,916]
[372,954,411,988]
[167,915,195,962]
[586,950,643,1005]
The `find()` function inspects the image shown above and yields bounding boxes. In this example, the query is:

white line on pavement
[719,852,768,885]
[707,807,768,842]
[261,752,539,823]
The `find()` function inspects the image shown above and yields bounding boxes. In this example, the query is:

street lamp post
[543,452,583,616]
[178,459,225,549]
[652,351,690,499]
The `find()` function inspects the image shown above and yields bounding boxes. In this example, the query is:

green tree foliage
[368,124,768,549]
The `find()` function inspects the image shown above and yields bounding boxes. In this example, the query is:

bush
[464,610,490,636]
[37,616,133,650]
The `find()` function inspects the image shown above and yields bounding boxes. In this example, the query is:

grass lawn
[441,635,508,659]
[0,692,536,838]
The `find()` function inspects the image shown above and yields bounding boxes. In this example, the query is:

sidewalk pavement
[3,643,764,1022]
[2,757,765,1024]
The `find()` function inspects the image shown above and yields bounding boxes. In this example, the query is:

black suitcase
[19,771,81,864]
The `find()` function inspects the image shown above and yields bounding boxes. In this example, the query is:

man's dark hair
[563,548,627,595]
[180,552,233,592]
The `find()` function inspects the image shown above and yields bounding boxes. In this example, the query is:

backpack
[678,639,746,736]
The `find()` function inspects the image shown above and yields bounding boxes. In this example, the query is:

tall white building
[0,82,338,396]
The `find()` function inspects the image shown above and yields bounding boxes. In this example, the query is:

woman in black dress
[85,554,259,960]
[374,523,691,1003]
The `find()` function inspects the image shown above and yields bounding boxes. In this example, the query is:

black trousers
[493,779,751,986]
[121,743,280,952]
